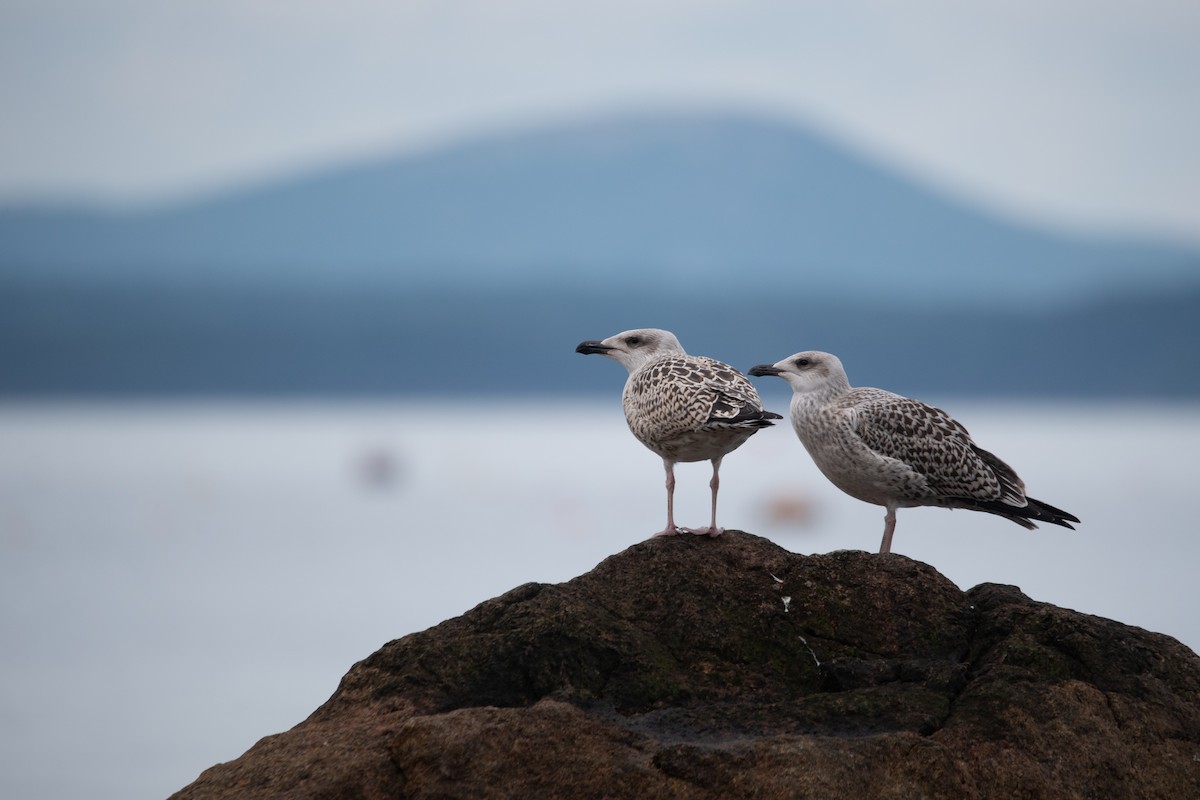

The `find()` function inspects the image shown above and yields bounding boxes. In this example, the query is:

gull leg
[880,505,897,554]
[651,459,681,537]
[705,457,725,537]
[682,457,725,537]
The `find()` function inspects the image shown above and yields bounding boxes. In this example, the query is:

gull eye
[625,336,643,346]
[794,357,811,368]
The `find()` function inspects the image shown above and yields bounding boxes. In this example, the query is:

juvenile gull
[577,328,782,537]
[749,351,1079,554]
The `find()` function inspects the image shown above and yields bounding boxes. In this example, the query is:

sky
[1,0,1199,243]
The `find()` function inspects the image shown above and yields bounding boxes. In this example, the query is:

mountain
[2,110,1198,397]
[2,281,1197,397]
[2,111,1197,305]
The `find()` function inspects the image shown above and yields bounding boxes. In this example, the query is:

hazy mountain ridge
[2,110,1197,397]
[1,111,1197,303]
[2,281,1196,397]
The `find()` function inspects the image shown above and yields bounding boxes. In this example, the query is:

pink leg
[880,505,897,554]
[681,457,725,537]
[651,459,681,537]
[705,457,725,536]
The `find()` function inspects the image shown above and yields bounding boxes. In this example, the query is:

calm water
[1,399,1197,799]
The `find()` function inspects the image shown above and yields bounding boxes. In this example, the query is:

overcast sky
[2,0,1198,242]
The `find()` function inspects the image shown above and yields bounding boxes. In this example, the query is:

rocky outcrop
[172,532,1200,799]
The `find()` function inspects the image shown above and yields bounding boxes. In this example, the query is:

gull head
[575,328,686,375]
[749,351,849,394]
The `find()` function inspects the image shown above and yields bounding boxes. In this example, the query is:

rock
[171,532,1200,799]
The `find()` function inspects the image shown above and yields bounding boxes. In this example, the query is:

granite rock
[172,532,1200,799]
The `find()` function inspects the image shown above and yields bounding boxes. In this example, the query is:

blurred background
[1,2,1198,798]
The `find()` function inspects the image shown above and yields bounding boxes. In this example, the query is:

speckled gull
[576,328,783,537]
[748,351,1079,554]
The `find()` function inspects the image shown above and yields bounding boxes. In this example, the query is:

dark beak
[748,364,783,377]
[576,340,614,355]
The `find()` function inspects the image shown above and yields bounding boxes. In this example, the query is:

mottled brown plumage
[577,328,781,537]
[749,351,1079,553]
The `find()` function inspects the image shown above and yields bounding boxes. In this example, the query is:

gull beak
[748,364,783,377]
[576,340,615,355]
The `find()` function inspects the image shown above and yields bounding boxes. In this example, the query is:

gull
[577,328,782,537]
[749,351,1079,554]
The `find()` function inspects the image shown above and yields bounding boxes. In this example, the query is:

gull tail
[1023,496,1081,529]
[720,408,784,429]
[941,496,1080,530]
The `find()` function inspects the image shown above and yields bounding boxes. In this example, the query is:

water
[1,399,1197,799]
